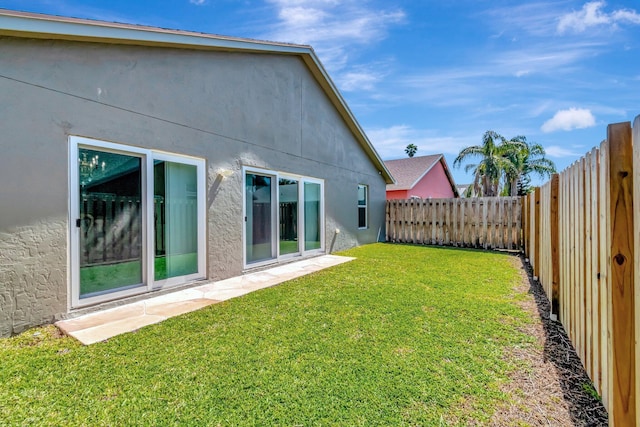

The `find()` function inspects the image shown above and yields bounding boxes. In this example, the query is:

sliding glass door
[244,168,324,268]
[70,137,205,307]
[279,178,299,256]
[154,160,199,281]
[304,182,322,251]
[77,148,144,298]
[245,172,276,264]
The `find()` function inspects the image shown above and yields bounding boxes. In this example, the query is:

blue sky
[2,0,639,186]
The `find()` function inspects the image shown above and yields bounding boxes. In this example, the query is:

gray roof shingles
[384,155,443,191]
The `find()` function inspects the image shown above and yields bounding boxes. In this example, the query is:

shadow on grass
[519,256,609,426]
[381,241,522,255]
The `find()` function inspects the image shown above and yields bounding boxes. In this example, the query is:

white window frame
[152,151,207,290]
[69,136,206,308]
[301,177,325,255]
[242,166,325,270]
[243,167,279,269]
[277,173,302,261]
[358,184,368,229]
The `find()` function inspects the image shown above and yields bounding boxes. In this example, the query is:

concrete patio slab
[56,254,355,345]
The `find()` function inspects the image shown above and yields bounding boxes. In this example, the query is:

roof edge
[438,156,460,197]
[407,154,442,190]
[0,9,310,53]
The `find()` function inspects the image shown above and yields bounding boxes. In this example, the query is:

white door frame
[242,166,325,270]
[69,136,206,308]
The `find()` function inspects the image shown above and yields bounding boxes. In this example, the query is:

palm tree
[455,132,557,197]
[453,131,508,197]
[501,136,556,196]
[405,144,418,158]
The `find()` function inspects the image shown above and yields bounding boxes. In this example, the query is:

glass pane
[154,161,198,280]
[304,182,321,251]
[358,207,367,228]
[79,148,143,298]
[279,178,299,255]
[358,185,367,206]
[246,173,274,263]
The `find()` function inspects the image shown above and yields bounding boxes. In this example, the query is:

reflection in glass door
[72,137,206,307]
[246,172,275,264]
[279,178,299,255]
[304,182,322,251]
[154,161,198,281]
[78,148,144,298]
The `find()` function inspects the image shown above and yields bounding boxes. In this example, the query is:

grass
[80,253,198,295]
[1,243,531,425]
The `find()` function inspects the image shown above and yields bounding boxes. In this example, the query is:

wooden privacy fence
[524,119,640,426]
[386,197,522,250]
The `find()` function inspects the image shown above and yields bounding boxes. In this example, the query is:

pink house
[384,154,459,200]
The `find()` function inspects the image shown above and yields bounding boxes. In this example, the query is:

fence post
[608,121,636,426]
[550,174,560,318]
[523,195,529,257]
[633,116,640,427]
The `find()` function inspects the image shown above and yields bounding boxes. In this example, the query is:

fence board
[585,152,593,378]
[608,122,636,426]
[633,116,640,427]
[590,147,601,391]
[599,140,611,411]
[386,197,522,250]
[578,156,586,366]
[525,117,640,425]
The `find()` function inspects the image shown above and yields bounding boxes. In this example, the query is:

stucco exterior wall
[0,36,386,336]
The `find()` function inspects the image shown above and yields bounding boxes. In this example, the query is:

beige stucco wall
[0,36,386,336]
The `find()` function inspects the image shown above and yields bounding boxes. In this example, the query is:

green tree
[453,131,507,197]
[405,143,418,158]
[501,136,556,196]
[455,131,556,197]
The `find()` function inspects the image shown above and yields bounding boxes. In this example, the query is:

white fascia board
[0,10,309,54]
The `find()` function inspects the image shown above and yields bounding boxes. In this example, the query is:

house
[456,184,471,198]
[0,9,394,337]
[384,154,458,200]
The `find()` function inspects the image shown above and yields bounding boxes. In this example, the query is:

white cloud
[189,0,207,4]
[483,2,563,38]
[541,108,596,132]
[337,62,391,92]
[613,9,640,25]
[339,71,381,92]
[366,125,471,159]
[261,0,405,75]
[544,145,586,158]
[557,1,640,33]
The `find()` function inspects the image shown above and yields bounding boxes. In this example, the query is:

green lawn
[1,244,531,425]
[80,253,198,295]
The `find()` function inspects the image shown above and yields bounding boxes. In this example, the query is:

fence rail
[386,197,522,250]
[524,118,640,426]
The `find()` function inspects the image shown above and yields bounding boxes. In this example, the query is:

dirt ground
[488,255,609,426]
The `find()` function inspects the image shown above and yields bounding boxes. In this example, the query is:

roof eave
[0,9,310,54]
[439,156,460,197]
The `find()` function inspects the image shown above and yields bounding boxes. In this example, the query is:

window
[358,184,368,229]
[244,167,324,268]
[69,136,206,308]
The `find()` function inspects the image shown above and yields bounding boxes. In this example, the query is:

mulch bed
[489,255,609,426]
